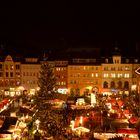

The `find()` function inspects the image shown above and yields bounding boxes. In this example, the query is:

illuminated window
[10,65,14,70]
[104,73,109,78]
[95,73,98,77]
[91,73,94,77]
[125,66,129,70]
[111,73,116,78]
[105,59,109,63]
[134,59,138,63]
[118,73,122,78]
[124,73,129,78]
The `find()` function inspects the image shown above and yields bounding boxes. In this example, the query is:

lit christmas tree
[37,59,56,100]
[33,56,63,138]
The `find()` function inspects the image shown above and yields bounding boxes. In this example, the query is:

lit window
[104,73,109,78]
[134,59,138,63]
[124,73,129,78]
[125,66,129,70]
[91,73,94,77]
[95,73,98,77]
[118,73,122,78]
[111,73,116,78]
[10,65,14,70]
[105,59,108,63]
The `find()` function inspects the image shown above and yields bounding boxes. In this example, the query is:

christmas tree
[33,58,61,138]
[37,60,56,100]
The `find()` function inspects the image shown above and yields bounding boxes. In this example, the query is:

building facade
[0,48,139,96]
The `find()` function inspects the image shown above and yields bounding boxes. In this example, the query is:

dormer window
[113,56,121,64]
[126,59,129,63]
[105,59,109,63]
[134,59,138,63]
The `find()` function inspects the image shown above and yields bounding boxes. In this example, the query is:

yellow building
[0,55,21,96]
[101,54,133,94]
[68,58,101,96]
[21,57,40,95]
[0,47,140,97]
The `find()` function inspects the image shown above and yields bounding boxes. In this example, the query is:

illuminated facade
[101,55,133,92]
[55,60,68,94]
[21,57,40,94]
[68,61,101,96]
[0,55,21,95]
[0,47,140,96]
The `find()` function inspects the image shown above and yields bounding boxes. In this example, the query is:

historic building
[21,57,40,95]
[0,47,139,96]
[67,58,101,96]
[0,55,21,96]
[55,60,68,94]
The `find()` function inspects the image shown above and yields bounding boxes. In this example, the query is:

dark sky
[0,1,139,54]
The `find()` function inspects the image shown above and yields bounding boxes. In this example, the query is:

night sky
[0,1,139,55]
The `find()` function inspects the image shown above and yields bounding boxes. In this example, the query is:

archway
[124,81,129,89]
[110,81,115,89]
[117,81,122,89]
[103,81,108,88]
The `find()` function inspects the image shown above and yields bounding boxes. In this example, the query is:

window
[125,66,129,71]
[0,72,3,77]
[104,73,109,78]
[118,73,122,78]
[134,59,138,63]
[111,67,115,71]
[126,59,129,63]
[0,64,2,69]
[16,72,20,78]
[95,73,98,77]
[91,73,94,77]
[5,65,8,70]
[15,64,20,69]
[105,59,109,63]
[111,73,116,78]
[10,65,14,70]
[124,73,129,78]
[10,72,13,77]
[104,67,108,71]
[6,72,9,77]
